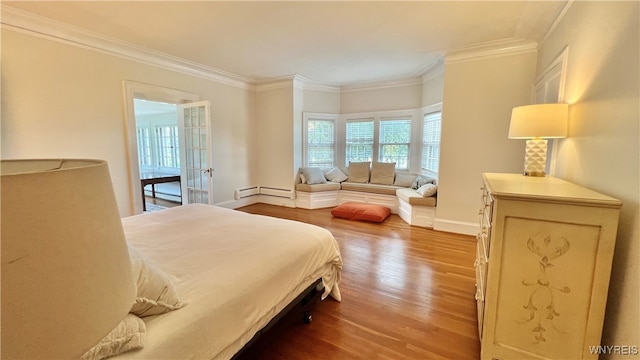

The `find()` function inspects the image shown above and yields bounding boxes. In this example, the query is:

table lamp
[1,159,136,358]
[508,103,568,177]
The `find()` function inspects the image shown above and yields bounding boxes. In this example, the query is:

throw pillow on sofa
[347,162,370,183]
[394,173,417,187]
[301,167,327,185]
[370,162,396,185]
[417,183,438,197]
[412,175,436,190]
[324,167,348,183]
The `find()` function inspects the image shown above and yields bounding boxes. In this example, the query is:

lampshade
[508,103,568,139]
[1,159,136,358]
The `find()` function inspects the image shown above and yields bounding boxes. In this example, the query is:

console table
[140,173,181,211]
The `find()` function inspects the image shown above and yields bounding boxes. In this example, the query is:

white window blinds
[379,119,411,169]
[422,111,442,173]
[306,119,335,168]
[345,120,374,165]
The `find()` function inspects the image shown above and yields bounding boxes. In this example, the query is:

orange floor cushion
[331,202,391,223]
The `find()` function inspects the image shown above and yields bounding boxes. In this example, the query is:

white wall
[254,85,295,191]
[422,69,445,106]
[302,88,341,114]
[436,51,538,234]
[340,81,423,114]
[538,1,639,355]
[1,29,254,216]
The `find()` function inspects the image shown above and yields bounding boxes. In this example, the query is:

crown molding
[541,0,574,44]
[296,76,341,93]
[254,76,295,92]
[254,74,341,93]
[1,5,255,90]
[340,76,424,93]
[444,38,538,64]
[421,59,445,83]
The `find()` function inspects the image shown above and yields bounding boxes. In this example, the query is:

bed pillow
[417,183,438,197]
[324,167,348,183]
[347,162,371,183]
[128,245,186,317]
[301,167,327,185]
[394,173,417,187]
[81,314,146,360]
[331,202,391,223]
[370,162,396,185]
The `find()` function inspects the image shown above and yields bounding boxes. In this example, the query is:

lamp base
[523,138,548,177]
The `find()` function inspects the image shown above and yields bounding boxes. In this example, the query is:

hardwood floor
[237,203,481,359]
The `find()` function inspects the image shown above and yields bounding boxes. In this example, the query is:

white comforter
[116,204,342,359]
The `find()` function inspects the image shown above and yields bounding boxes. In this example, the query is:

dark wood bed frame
[232,278,324,359]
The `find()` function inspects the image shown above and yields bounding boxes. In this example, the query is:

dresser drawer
[475,241,487,299]
[476,292,485,339]
[479,186,494,260]
[475,249,486,339]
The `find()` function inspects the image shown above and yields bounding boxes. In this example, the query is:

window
[156,126,180,169]
[422,111,442,173]
[345,120,374,165]
[137,128,152,168]
[303,113,338,168]
[304,108,439,174]
[136,124,181,172]
[306,119,335,168]
[379,118,411,169]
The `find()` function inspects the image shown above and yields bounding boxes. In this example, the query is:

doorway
[134,99,182,211]
[122,81,200,214]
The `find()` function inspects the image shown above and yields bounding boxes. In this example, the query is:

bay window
[421,111,442,174]
[303,113,337,168]
[345,119,374,165]
[379,118,411,169]
[303,106,440,174]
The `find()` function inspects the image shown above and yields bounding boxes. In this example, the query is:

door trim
[122,81,200,214]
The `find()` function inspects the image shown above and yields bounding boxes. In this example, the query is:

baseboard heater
[234,186,295,200]
[234,186,260,200]
[259,186,295,200]
[260,186,296,199]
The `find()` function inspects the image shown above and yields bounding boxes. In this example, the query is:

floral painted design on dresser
[521,232,571,343]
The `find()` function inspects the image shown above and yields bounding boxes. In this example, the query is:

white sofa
[295,163,437,228]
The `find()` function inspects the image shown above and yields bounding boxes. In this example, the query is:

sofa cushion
[417,183,438,197]
[331,202,391,223]
[394,173,417,187]
[295,183,341,192]
[396,188,437,207]
[341,182,402,196]
[370,162,396,185]
[324,167,348,183]
[300,167,327,185]
[347,162,370,183]
[411,175,437,190]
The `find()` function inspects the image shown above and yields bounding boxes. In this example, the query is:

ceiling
[4,1,568,86]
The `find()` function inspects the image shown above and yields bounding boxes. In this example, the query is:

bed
[114,203,343,359]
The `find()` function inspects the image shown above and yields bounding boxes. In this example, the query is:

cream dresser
[476,173,621,360]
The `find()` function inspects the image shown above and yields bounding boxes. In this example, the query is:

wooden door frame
[122,81,200,214]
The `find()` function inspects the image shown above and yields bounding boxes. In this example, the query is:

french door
[177,101,213,205]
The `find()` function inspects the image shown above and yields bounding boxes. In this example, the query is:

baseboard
[215,197,260,209]
[256,195,296,208]
[433,218,479,236]
[211,195,296,210]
